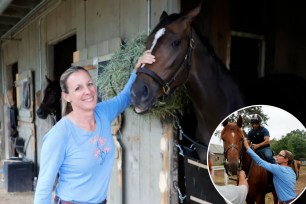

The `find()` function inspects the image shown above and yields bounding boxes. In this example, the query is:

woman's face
[275,150,288,164]
[63,70,97,112]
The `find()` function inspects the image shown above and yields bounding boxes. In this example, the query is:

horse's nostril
[131,83,151,107]
[138,85,149,102]
[143,85,149,97]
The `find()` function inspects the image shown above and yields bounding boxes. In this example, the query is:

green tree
[271,129,306,160]
[270,137,289,154]
[227,106,268,132]
[214,106,268,137]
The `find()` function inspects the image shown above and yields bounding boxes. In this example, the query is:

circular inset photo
[207,105,306,204]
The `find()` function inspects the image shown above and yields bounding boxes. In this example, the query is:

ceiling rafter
[0,0,43,38]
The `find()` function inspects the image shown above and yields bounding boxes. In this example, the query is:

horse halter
[223,125,244,176]
[223,141,243,176]
[137,29,195,96]
[224,143,241,157]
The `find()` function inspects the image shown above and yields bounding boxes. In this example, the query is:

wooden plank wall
[109,109,175,204]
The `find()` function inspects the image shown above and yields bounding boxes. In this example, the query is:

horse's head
[36,76,61,120]
[221,115,244,176]
[131,5,201,113]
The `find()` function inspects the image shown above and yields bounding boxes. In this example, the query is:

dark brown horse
[131,4,245,163]
[36,76,61,122]
[221,116,278,204]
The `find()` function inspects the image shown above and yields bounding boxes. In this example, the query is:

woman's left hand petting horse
[34,51,154,204]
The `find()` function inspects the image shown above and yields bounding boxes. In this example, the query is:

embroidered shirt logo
[90,135,110,164]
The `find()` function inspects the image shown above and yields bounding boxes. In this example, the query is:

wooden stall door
[15,70,36,163]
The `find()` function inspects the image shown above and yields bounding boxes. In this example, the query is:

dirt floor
[0,162,304,204]
[0,180,34,204]
[0,160,34,204]
[212,165,306,204]
[0,181,58,204]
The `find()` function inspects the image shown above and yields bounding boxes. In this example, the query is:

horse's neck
[241,148,252,172]
[186,33,245,134]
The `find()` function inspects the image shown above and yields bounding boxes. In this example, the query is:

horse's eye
[171,40,181,47]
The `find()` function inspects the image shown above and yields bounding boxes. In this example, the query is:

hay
[96,33,189,120]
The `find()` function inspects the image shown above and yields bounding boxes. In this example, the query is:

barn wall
[107,109,177,204]
[272,1,306,78]
[0,0,179,162]
[199,0,306,79]
[0,0,180,203]
[206,0,231,64]
[211,153,224,166]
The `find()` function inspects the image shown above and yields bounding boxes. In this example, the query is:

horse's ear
[160,11,169,22]
[45,76,52,83]
[222,119,228,127]
[237,115,243,128]
[181,3,201,26]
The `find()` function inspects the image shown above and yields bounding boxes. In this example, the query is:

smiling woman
[34,50,154,204]
[61,67,98,119]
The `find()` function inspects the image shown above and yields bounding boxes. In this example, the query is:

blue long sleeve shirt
[34,71,136,204]
[247,148,296,202]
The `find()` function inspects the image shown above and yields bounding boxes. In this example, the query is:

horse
[295,160,301,179]
[130,4,245,163]
[36,76,61,123]
[221,115,278,204]
[221,115,244,176]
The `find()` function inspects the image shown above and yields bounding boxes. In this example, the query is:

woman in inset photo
[208,105,306,204]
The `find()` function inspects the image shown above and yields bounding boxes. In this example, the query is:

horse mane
[191,23,246,106]
[190,23,238,79]
[191,23,216,56]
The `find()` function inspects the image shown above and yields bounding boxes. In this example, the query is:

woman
[34,51,155,204]
[243,137,297,204]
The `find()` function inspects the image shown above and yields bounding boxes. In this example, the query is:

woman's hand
[243,137,250,150]
[238,170,247,181]
[134,50,156,71]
